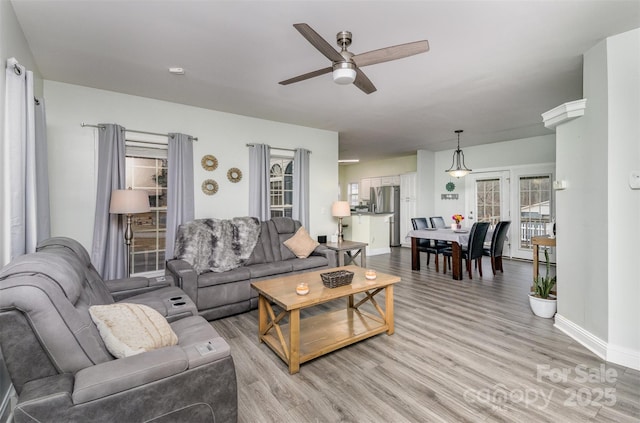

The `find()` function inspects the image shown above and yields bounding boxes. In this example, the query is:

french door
[465,165,555,261]
[465,171,511,256]
[512,165,555,261]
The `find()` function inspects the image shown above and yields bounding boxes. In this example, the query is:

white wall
[44,81,339,251]
[555,28,639,370]
[606,28,640,369]
[424,135,556,221]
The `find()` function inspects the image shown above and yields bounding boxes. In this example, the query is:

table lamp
[331,201,351,242]
[109,188,151,275]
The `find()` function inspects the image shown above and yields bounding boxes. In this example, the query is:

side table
[324,240,368,267]
[531,235,557,294]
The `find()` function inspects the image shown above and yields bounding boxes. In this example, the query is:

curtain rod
[245,143,312,153]
[81,123,198,141]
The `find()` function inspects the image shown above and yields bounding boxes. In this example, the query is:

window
[347,182,359,206]
[126,144,168,275]
[270,155,293,218]
[519,175,551,249]
[476,178,501,227]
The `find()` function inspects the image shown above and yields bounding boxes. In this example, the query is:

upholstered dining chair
[429,216,447,229]
[442,222,491,279]
[429,216,450,272]
[483,221,511,275]
[411,218,447,272]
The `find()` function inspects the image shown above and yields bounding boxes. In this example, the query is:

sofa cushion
[247,262,293,279]
[197,267,251,288]
[290,255,329,271]
[283,227,319,258]
[89,304,178,359]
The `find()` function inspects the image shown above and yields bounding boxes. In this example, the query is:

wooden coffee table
[251,265,401,374]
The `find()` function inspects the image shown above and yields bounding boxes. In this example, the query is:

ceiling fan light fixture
[445,130,472,178]
[332,62,356,85]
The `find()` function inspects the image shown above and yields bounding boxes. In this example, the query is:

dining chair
[442,222,491,279]
[429,216,447,229]
[429,216,450,272]
[483,221,511,275]
[411,217,447,272]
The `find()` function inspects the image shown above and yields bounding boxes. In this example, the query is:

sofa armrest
[105,275,174,301]
[311,245,338,268]
[72,347,188,404]
[166,259,198,304]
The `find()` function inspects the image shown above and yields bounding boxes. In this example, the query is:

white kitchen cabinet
[381,175,401,186]
[360,175,399,201]
[399,172,417,247]
[359,178,371,201]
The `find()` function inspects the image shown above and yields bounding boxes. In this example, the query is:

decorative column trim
[541,99,587,130]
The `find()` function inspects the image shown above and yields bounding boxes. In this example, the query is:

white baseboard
[554,314,607,360]
[554,314,640,371]
[366,247,391,256]
[607,343,640,371]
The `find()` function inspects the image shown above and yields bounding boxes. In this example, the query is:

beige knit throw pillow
[89,303,178,359]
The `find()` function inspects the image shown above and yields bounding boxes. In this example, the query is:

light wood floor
[211,248,640,423]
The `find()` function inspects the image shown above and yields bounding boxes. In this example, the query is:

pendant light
[445,129,472,178]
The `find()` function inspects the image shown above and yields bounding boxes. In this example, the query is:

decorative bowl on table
[320,270,354,288]
[365,269,377,280]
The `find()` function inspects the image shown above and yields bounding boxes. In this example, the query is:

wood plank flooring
[211,248,640,423]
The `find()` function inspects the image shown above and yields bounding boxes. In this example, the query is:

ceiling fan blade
[352,40,429,68]
[353,68,377,94]
[293,23,344,63]
[279,66,332,85]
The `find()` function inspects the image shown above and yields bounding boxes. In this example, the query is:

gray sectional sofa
[0,250,237,423]
[167,217,337,321]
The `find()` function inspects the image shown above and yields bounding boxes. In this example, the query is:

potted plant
[529,247,557,318]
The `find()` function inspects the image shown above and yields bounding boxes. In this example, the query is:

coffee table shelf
[252,266,401,374]
[261,307,389,365]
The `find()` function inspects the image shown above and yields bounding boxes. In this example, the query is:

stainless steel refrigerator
[370,185,401,247]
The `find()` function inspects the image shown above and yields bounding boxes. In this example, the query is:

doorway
[465,171,511,256]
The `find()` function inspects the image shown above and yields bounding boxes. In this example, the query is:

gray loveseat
[0,251,237,423]
[167,217,337,321]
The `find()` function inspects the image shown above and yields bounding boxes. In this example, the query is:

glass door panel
[465,171,510,255]
[518,175,552,249]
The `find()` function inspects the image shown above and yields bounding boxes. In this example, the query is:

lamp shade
[331,201,351,218]
[445,130,472,178]
[109,189,151,214]
[332,62,356,85]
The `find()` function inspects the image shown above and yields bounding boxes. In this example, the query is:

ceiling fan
[279,23,429,94]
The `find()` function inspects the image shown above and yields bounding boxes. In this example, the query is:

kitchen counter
[343,214,392,256]
[349,211,392,216]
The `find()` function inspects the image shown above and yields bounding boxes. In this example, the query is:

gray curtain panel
[165,133,195,260]
[292,148,310,229]
[2,58,50,264]
[248,143,271,221]
[91,124,127,279]
[34,98,51,244]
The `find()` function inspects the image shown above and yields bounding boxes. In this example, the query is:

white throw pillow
[283,226,320,258]
[89,303,178,359]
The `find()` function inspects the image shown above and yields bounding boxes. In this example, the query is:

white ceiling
[10,0,640,161]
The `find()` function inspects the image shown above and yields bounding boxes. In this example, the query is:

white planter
[529,294,557,318]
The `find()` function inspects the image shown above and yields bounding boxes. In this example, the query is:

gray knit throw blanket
[174,217,261,274]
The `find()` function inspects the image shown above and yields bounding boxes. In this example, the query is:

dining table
[407,228,473,280]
